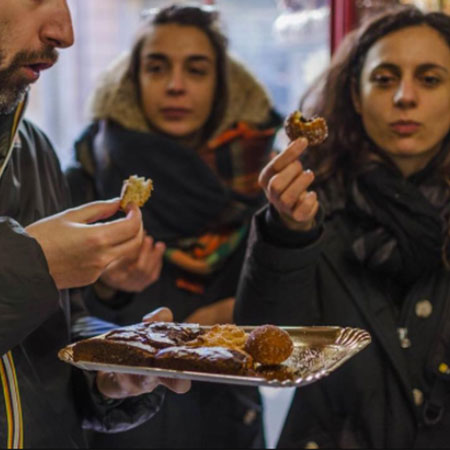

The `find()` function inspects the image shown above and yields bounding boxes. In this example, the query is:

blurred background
[26,0,448,169]
[25,1,449,445]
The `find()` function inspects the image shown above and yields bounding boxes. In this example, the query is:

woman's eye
[372,73,397,87]
[145,64,165,74]
[188,66,208,76]
[419,74,441,87]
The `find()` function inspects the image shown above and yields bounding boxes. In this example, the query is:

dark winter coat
[235,204,450,448]
[0,103,163,448]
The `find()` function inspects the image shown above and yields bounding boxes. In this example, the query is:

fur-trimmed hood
[87,52,275,138]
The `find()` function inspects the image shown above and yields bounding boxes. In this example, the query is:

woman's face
[138,24,217,140]
[354,25,450,176]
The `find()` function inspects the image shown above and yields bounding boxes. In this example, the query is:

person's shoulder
[16,119,64,178]
[18,119,56,155]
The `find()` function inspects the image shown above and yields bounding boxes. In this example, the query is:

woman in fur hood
[66,5,281,449]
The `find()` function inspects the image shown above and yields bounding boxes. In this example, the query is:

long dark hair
[301,6,450,185]
[128,4,229,142]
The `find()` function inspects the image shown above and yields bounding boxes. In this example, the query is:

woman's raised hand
[259,138,319,231]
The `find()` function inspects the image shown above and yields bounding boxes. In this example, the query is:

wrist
[279,212,315,232]
[94,278,117,301]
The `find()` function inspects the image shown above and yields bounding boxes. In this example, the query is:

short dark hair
[301,6,450,183]
[128,4,229,142]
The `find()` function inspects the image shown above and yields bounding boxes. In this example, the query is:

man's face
[0,0,74,114]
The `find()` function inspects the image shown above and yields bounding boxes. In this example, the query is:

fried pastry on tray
[254,364,296,382]
[186,324,248,351]
[244,324,294,365]
[70,321,203,367]
[154,346,253,375]
[65,321,295,379]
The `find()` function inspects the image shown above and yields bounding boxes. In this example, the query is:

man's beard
[0,47,58,115]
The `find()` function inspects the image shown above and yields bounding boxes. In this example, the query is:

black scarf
[346,149,450,285]
[90,120,265,244]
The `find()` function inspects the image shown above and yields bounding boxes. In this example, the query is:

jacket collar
[0,96,27,180]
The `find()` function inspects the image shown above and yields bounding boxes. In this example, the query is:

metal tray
[59,326,371,388]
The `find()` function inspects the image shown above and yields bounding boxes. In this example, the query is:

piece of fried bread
[120,175,153,210]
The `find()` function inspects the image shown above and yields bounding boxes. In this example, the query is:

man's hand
[184,297,235,325]
[97,307,191,399]
[259,138,319,231]
[98,235,165,294]
[25,200,144,290]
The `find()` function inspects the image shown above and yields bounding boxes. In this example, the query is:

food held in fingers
[120,175,153,210]
[284,110,328,146]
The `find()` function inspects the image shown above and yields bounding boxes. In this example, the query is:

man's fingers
[159,377,191,394]
[66,199,121,224]
[97,372,191,399]
[259,138,307,189]
[140,238,165,271]
[96,204,143,247]
[106,225,144,265]
[142,307,173,323]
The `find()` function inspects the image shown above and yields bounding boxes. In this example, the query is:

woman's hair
[301,6,450,184]
[127,4,229,142]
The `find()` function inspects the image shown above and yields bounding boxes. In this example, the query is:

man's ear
[351,78,362,115]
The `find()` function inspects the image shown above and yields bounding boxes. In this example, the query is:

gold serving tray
[59,326,371,388]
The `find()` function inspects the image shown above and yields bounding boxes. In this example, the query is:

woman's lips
[161,108,190,120]
[390,121,421,136]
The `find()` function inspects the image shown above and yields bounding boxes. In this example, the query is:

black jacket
[0,113,163,448]
[235,206,450,448]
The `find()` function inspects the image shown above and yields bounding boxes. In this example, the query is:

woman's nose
[167,69,186,94]
[40,0,74,49]
[393,78,418,109]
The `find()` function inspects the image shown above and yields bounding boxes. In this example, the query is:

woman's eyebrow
[143,53,213,64]
[144,53,167,61]
[186,55,214,64]
[370,62,401,75]
[416,63,449,74]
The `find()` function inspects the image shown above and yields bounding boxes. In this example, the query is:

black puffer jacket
[235,204,450,448]
[0,106,163,448]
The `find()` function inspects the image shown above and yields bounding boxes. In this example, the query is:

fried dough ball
[186,324,248,351]
[284,110,328,146]
[244,324,293,365]
[120,175,153,210]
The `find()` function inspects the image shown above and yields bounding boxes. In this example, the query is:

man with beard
[0,1,190,448]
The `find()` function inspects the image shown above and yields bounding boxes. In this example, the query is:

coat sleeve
[74,368,165,434]
[234,206,323,326]
[69,290,165,433]
[0,218,60,355]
